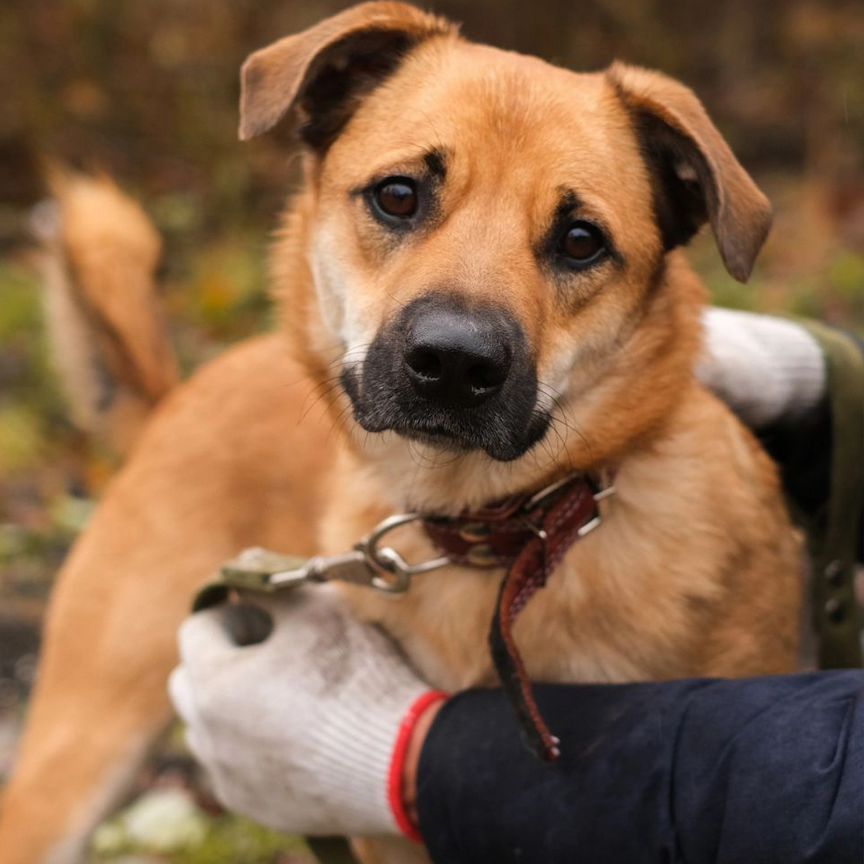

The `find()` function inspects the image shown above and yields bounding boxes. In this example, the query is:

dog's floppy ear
[239,2,454,148]
[608,62,771,282]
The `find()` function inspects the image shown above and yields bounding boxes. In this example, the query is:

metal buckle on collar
[577,468,617,539]
[522,469,616,540]
[523,470,584,511]
[578,480,617,538]
[523,469,615,510]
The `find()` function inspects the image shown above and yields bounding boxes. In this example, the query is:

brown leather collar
[422,470,615,761]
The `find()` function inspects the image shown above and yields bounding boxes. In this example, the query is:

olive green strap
[307,836,360,864]
[800,322,864,668]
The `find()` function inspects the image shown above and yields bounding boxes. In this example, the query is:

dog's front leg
[0,480,238,863]
[0,431,272,859]
[0,336,331,863]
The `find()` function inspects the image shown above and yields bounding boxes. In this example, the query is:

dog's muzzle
[342,294,549,461]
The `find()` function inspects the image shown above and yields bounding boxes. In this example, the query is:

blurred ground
[1,0,863,860]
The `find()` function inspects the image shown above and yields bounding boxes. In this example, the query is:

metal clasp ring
[359,512,451,593]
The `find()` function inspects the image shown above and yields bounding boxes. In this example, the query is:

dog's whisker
[298,377,347,422]
[318,342,374,373]
[537,380,592,461]
[324,401,355,442]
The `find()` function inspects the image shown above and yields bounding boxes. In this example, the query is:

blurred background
[1,0,863,860]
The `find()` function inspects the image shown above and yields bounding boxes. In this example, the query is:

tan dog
[0,4,802,862]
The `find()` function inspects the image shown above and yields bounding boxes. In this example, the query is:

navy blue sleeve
[416,672,864,864]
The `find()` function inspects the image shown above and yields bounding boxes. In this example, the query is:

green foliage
[91,812,311,864]
[172,818,310,864]
[0,261,57,402]
[0,262,42,338]
[0,261,66,475]
[0,404,44,474]
[828,251,864,320]
[0,265,55,489]
[175,232,272,343]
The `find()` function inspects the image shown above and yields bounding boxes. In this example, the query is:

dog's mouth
[340,294,550,462]
[343,371,551,461]
[390,423,473,452]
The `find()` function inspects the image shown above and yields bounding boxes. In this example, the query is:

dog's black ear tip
[222,603,274,646]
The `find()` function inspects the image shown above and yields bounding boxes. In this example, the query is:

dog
[0,3,802,862]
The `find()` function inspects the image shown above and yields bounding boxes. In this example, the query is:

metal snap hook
[361,512,451,586]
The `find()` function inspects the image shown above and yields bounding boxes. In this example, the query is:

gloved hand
[698,308,825,428]
[169,586,445,838]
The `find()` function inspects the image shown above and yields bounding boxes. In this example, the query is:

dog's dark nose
[404,307,512,406]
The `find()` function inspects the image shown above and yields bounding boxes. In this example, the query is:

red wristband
[387,690,449,842]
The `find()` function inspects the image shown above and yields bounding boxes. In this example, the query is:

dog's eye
[559,222,606,266]
[372,177,418,220]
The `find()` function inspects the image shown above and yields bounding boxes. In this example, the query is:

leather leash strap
[423,473,610,761]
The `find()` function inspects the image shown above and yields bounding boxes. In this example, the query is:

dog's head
[242,2,771,470]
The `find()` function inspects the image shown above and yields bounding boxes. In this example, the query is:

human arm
[171,589,864,863]
[416,674,864,864]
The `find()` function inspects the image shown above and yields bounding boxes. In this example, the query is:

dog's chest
[322,482,727,692]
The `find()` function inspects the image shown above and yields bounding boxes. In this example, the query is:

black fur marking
[299,31,418,153]
[423,148,447,180]
[539,190,584,258]
[632,111,715,252]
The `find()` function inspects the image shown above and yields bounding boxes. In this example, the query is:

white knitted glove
[169,587,443,838]
[698,308,826,428]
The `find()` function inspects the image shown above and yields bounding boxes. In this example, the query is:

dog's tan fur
[1,5,801,862]
[40,171,179,457]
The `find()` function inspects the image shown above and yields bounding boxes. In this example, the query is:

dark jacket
[417,672,864,863]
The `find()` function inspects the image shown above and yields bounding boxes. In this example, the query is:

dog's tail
[33,170,179,457]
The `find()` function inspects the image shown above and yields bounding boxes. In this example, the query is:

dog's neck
[272,191,706,514]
